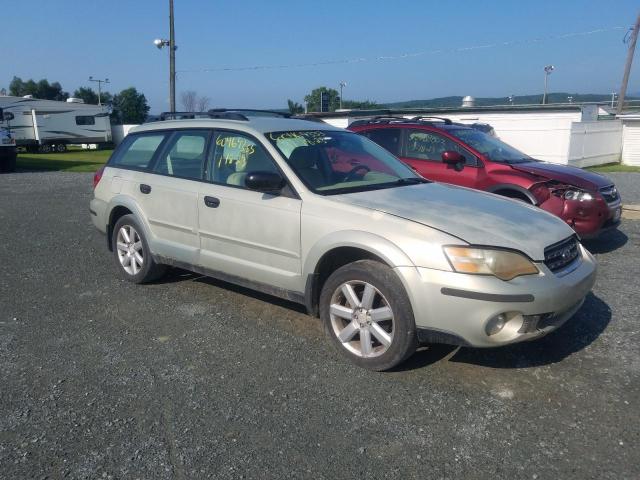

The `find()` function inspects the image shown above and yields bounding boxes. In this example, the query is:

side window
[154,130,209,180]
[110,133,166,169]
[209,131,279,187]
[406,130,478,166]
[362,128,401,155]
[75,115,95,125]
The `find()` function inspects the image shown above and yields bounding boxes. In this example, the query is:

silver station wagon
[90,110,597,370]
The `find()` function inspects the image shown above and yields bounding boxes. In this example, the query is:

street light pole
[169,0,176,112]
[542,65,554,105]
[88,76,110,105]
[154,0,177,112]
[339,81,347,109]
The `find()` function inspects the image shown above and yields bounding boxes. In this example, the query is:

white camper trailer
[0,96,112,152]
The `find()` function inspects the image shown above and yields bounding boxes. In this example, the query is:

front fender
[303,230,415,279]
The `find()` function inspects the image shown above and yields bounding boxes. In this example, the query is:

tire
[319,259,417,371]
[112,214,166,283]
[55,143,67,152]
[39,144,52,154]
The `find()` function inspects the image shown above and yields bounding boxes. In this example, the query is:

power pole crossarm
[617,11,640,115]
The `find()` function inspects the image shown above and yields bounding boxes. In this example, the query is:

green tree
[9,76,68,100]
[341,99,380,110]
[304,87,340,112]
[73,87,99,105]
[73,87,113,105]
[287,99,304,114]
[111,87,150,124]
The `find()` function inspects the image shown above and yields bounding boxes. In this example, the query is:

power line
[177,26,625,74]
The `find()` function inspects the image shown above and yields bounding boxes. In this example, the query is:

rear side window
[361,128,401,156]
[154,130,209,180]
[110,133,166,169]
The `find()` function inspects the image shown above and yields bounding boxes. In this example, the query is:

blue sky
[3,0,640,113]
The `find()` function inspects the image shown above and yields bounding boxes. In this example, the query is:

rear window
[110,133,166,169]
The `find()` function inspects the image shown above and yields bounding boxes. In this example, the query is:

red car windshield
[448,128,533,164]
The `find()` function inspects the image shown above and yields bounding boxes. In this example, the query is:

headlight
[564,189,593,201]
[443,246,539,281]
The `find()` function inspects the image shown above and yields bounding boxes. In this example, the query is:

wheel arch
[303,231,414,316]
[487,183,537,204]
[105,196,151,251]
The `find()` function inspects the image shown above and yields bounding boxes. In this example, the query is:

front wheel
[320,260,417,371]
[112,214,166,283]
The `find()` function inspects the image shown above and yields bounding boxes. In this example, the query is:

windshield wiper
[395,177,429,185]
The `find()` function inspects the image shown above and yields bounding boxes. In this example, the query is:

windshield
[267,130,422,194]
[447,128,533,164]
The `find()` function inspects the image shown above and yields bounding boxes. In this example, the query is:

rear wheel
[55,143,67,152]
[112,214,166,283]
[320,260,417,371]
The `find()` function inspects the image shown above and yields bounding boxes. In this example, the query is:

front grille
[599,185,619,204]
[544,236,580,273]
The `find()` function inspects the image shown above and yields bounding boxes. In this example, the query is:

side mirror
[245,171,286,193]
[441,150,465,172]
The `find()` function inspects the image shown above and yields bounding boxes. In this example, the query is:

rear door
[110,130,207,265]
[197,130,302,291]
[401,128,482,187]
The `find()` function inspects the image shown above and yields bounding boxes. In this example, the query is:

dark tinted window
[154,130,208,180]
[361,128,401,155]
[406,129,478,166]
[75,115,95,125]
[110,133,166,169]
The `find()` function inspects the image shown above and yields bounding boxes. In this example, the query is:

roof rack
[409,116,452,125]
[208,108,291,118]
[158,111,250,121]
[348,115,409,127]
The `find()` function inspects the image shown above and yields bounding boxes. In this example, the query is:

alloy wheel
[329,281,395,358]
[116,225,144,275]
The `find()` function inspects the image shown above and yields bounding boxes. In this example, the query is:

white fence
[567,121,622,167]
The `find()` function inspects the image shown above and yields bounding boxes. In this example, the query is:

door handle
[140,184,151,194]
[204,196,220,208]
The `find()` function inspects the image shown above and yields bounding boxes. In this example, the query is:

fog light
[486,314,507,336]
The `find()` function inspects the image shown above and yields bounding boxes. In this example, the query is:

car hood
[511,161,612,190]
[332,183,575,261]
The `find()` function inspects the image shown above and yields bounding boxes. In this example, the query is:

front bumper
[397,244,597,347]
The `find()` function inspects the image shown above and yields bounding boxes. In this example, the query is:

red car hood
[511,162,613,191]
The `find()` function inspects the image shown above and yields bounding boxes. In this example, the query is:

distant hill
[381,93,632,109]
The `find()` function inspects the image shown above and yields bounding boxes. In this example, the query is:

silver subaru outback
[90,111,597,371]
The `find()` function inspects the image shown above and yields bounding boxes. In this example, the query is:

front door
[197,130,302,291]
[401,129,482,187]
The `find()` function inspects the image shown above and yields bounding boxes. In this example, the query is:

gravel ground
[605,172,640,205]
[0,172,638,480]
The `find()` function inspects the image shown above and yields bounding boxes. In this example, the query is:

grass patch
[17,147,112,172]
[586,163,640,173]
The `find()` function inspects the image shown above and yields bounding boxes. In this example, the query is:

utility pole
[169,0,176,112]
[339,81,347,109]
[617,11,640,115]
[88,76,110,105]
